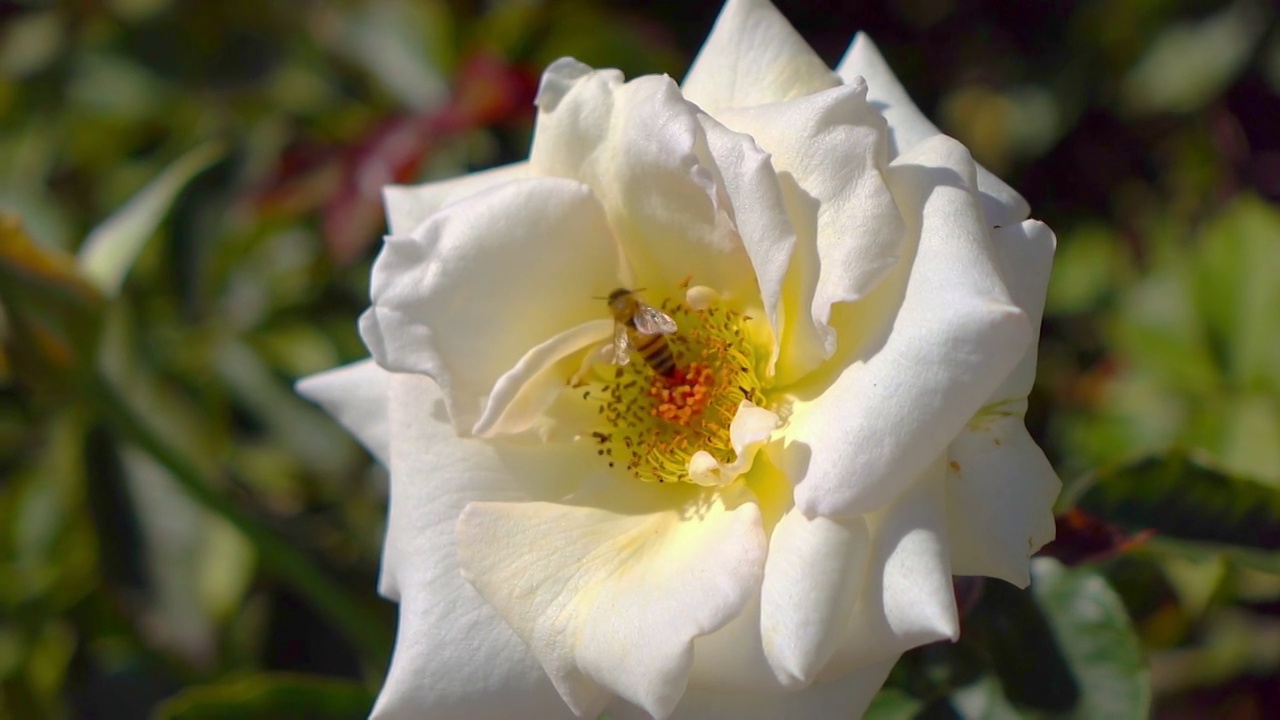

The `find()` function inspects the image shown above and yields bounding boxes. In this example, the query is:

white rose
[298,0,1060,718]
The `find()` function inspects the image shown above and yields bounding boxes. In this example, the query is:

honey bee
[606,288,678,376]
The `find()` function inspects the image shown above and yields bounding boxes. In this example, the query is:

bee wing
[612,323,633,366]
[633,304,677,335]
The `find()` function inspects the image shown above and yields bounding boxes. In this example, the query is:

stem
[87,368,392,670]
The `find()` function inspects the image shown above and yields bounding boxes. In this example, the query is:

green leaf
[118,444,255,664]
[966,580,1079,713]
[1194,194,1280,395]
[479,0,683,79]
[0,214,104,395]
[76,141,224,297]
[1113,260,1220,397]
[1044,223,1130,316]
[1031,558,1151,720]
[948,563,1148,719]
[863,687,924,720]
[535,2,684,80]
[1120,0,1272,115]
[84,369,394,668]
[153,673,375,720]
[1146,536,1280,576]
[0,11,64,78]
[1214,393,1280,486]
[1076,455,1280,553]
[324,0,450,109]
[950,676,1027,720]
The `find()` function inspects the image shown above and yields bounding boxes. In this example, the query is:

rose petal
[684,458,797,695]
[836,33,1031,228]
[760,510,871,685]
[456,479,766,719]
[360,177,620,434]
[372,372,584,720]
[688,594,788,693]
[681,0,840,114]
[787,134,1031,518]
[295,359,391,468]
[946,413,1060,586]
[604,658,895,720]
[688,463,955,694]
[833,36,934,159]
[987,220,1056,402]
[376,590,573,720]
[531,60,758,305]
[941,218,1059,585]
[715,81,906,383]
[675,659,895,720]
[696,114,799,374]
[823,457,958,675]
[473,319,613,438]
[688,401,780,487]
[383,161,528,236]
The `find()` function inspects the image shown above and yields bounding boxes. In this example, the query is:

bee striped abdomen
[633,329,676,377]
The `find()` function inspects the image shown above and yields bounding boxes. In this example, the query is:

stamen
[581,296,768,485]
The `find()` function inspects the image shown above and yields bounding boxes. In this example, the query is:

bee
[606,288,678,376]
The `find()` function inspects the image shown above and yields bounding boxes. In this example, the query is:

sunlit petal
[787,135,1031,518]
[456,480,766,719]
[361,177,620,434]
[681,0,839,113]
[605,658,895,720]
[383,162,528,236]
[823,458,958,675]
[715,81,906,384]
[836,34,1030,227]
[987,220,1056,401]
[531,59,758,304]
[946,413,1060,586]
[295,359,391,468]
[372,373,583,719]
[760,510,870,685]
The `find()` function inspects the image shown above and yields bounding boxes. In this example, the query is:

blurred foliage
[1,0,1278,718]
[152,673,375,720]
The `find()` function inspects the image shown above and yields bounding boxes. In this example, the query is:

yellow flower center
[580,296,768,484]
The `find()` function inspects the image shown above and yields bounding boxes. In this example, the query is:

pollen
[579,296,767,485]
